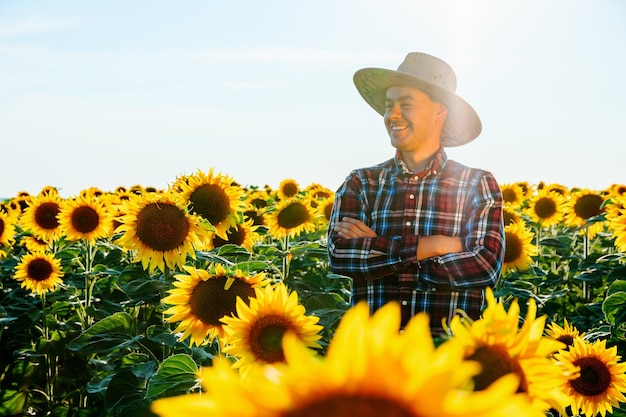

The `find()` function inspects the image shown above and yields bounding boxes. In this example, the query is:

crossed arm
[334,217,463,261]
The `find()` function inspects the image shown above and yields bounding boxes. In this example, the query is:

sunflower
[606,183,626,201]
[115,192,209,274]
[604,198,626,253]
[315,196,335,223]
[276,178,300,200]
[563,188,606,239]
[14,251,64,295]
[245,189,272,211]
[207,218,262,252]
[523,189,565,228]
[78,186,106,198]
[305,183,333,200]
[446,287,575,415]
[152,301,542,417]
[500,183,526,208]
[266,198,316,240]
[545,318,585,349]
[21,236,51,253]
[543,183,570,197]
[220,282,322,373]
[515,181,533,199]
[0,210,18,247]
[243,207,266,228]
[174,168,246,240]
[20,193,64,243]
[502,206,523,227]
[8,193,32,213]
[58,195,113,244]
[554,338,626,417]
[162,264,270,346]
[38,185,60,197]
[503,221,537,274]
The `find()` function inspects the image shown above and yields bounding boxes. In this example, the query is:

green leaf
[67,312,143,354]
[608,280,626,296]
[602,291,626,324]
[146,354,199,399]
[0,389,27,415]
[146,324,179,347]
[105,369,147,417]
[118,279,163,306]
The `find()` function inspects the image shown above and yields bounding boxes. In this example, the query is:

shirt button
[401,300,408,306]
[409,194,415,199]
[405,221,411,227]
[432,170,438,175]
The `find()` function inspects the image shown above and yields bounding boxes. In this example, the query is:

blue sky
[1,0,625,198]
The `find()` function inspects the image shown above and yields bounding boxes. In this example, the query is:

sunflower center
[574,194,604,220]
[0,219,5,237]
[250,198,268,209]
[504,232,523,264]
[284,395,416,417]
[189,277,255,326]
[501,189,519,205]
[502,210,519,226]
[556,334,575,348]
[189,184,230,226]
[323,203,333,221]
[248,315,294,363]
[27,258,53,281]
[277,202,310,229]
[281,183,299,198]
[213,227,245,247]
[135,203,189,252]
[35,202,61,230]
[71,206,100,234]
[534,197,557,219]
[570,357,612,396]
[244,210,264,226]
[467,344,527,392]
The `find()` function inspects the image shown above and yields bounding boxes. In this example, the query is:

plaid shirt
[327,148,504,335]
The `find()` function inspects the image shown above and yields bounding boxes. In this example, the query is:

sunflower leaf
[67,312,143,354]
[105,369,148,417]
[602,291,626,324]
[146,354,200,399]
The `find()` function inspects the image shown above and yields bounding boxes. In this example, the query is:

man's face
[383,85,447,153]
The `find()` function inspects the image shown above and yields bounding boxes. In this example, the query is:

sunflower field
[1,170,626,417]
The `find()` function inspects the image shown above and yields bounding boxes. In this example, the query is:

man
[327,52,505,336]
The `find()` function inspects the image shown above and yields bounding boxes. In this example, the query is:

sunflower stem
[41,292,55,407]
[583,227,590,302]
[282,235,290,280]
[84,241,96,327]
[534,224,542,296]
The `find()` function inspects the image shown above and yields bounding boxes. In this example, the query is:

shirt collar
[394,147,448,176]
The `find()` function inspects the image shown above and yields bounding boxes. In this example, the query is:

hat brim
[353,67,482,147]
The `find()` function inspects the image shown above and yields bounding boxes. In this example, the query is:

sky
[1,0,625,199]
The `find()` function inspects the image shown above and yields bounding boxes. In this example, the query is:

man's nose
[386,104,401,119]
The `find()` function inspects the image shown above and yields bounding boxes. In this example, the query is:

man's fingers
[335,218,376,238]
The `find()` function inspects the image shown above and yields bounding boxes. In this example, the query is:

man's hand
[334,217,377,239]
[334,217,462,260]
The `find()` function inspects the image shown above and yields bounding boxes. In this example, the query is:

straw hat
[353,52,481,147]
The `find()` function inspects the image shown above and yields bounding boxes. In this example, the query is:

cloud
[0,16,78,36]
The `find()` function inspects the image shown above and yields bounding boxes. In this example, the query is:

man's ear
[437,104,448,122]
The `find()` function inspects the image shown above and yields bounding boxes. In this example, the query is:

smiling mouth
[391,125,407,131]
